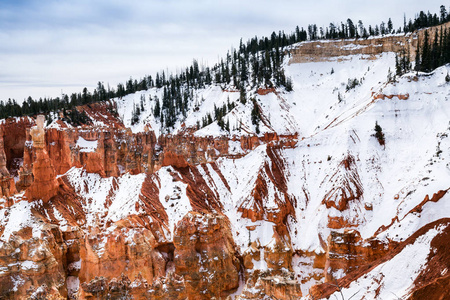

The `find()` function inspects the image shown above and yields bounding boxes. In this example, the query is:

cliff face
[1,25,450,300]
[0,129,16,200]
[289,35,415,64]
[289,22,450,64]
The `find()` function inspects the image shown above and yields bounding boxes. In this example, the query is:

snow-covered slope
[1,37,450,299]
[113,52,450,298]
[115,53,396,138]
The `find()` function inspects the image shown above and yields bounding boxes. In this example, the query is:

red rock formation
[161,151,189,168]
[238,271,302,300]
[257,87,276,95]
[258,274,302,300]
[78,227,164,299]
[323,154,363,212]
[409,275,450,300]
[173,212,240,299]
[238,145,296,234]
[45,128,73,174]
[310,219,450,299]
[409,219,450,299]
[0,222,68,299]
[77,101,125,130]
[0,129,16,200]
[170,163,225,213]
[25,116,60,202]
[373,93,410,100]
[0,117,33,172]
[265,230,293,272]
[323,229,393,282]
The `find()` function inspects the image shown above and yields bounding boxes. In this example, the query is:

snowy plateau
[0,26,450,300]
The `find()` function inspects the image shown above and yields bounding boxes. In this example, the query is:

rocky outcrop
[323,229,394,282]
[238,271,302,300]
[0,114,297,198]
[25,116,60,202]
[373,92,410,100]
[238,146,296,227]
[0,222,67,299]
[289,22,450,64]
[310,220,450,300]
[322,154,363,212]
[78,227,165,299]
[0,129,16,200]
[289,35,413,64]
[0,117,33,173]
[73,212,241,299]
[173,212,240,299]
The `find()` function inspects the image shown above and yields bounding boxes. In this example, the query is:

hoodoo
[25,115,60,202]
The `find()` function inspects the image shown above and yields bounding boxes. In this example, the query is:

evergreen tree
[440,5,448,23]
[387,18,393,33]
[421,31,431,72]
[347,19,356,38]
[239,88,247,105]
[374,121,385,146]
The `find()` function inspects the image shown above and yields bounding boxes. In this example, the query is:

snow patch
[76,137,98,152]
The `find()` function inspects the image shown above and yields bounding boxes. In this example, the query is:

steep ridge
[0,24,450,299]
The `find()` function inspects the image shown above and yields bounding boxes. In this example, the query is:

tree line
[414,26,450,73]
[1,5,449,129]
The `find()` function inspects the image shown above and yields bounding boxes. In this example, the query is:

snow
[65,167,146,227]
[1,37,449,299]
[292,254,324,296]
[76,136,98,152]
[53,207,69,231]
[321,224,445,300]
[279,62,450,254]
[0,200,42,241]
[20,260,39,271]
[228,140,245,155]
[11,275,25,292]
[67,276,80,295]
[156,167,192,238]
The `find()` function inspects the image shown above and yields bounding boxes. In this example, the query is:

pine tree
[387,18,393,33]
[251,98,261,127]
[374,121,385,146]
[415,38,421,72]
[153,98,161,118]
[285,77,293,92]
[440,5,448,23]
[347,19,356,38]
[421,31,431,72]
[239,88,247,105]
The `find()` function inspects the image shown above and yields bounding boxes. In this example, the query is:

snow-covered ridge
[115,52,397,139]
[65,167,146,227]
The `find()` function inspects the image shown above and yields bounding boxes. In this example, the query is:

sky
[0,0,446,102]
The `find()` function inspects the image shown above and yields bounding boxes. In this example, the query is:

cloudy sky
[0,0,445,102]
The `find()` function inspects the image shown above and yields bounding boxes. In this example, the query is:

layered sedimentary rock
[1,23,450,300]
[25,115,60,202]
[0,214,68,299]
[173,212,240,299]
[289,22,450,64]
[0,129,16,200]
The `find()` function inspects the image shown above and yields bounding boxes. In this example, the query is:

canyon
[0,23,450,300]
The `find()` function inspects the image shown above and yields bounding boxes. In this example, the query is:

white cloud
[0,0,446,102]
